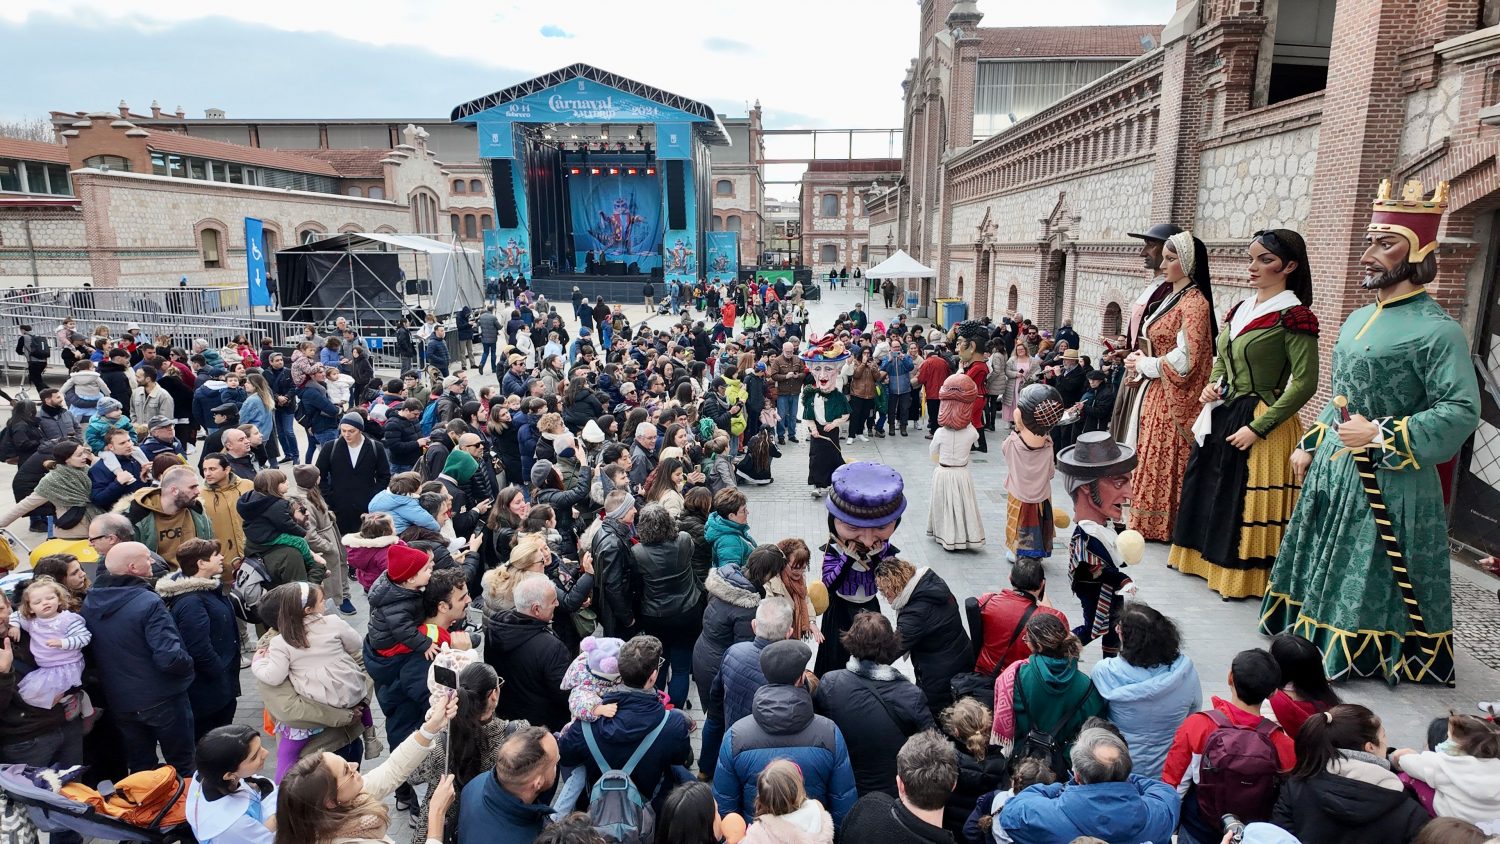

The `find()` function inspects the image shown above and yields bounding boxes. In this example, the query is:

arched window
[715,179,733,196]
[409,188,440,234]
[368,186,385,200]
[820,194,839,217]
[84,155,131,172]
[200,228,223,269]
[1102,301,1123,339]
[298,226,326,245]
[346,186,363,197]
[469,179,483,194]
[452,179,467,194]
[1007,285,1019,312]
[957,276,965,299]
[480,214,493,231]
[818,244,838,263]
[710,216,723,232]
[464,214,478,239]
[726,215,742,232]
[450,214,461,235]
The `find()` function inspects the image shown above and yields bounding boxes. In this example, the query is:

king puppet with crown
[1260,179,1479,687]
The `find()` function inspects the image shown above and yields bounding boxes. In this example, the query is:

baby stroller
[655,296,673,316]
[0,764,196,843]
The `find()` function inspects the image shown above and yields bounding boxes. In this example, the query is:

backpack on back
[583,711,671,844]
[419,399,440,436]
[1195,709,1281,829]
[1011,667,1095,777]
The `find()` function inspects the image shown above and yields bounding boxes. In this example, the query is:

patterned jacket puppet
[801,335,851,497]
[1002,383,1066,561]
[1057,431,1145,657]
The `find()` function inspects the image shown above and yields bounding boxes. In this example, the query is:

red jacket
[964,359,989,428]
[916,354,950,399]
[1161,697,1297,790]
[974,590,1068,675]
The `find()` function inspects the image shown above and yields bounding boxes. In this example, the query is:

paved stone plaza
[1,282,1496,840]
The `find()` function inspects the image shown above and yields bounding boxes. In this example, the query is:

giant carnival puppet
[1260,180,1480,686]
[1003,383,1067,562]
[815,461,907,675]
[929,372,984,551]
[801,336,851,497]
[1057,431,1145,657]
[949,320,991,453]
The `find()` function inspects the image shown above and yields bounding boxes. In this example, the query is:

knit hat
[387,544,431,583]
[443,448,478,485]
[531,458,557,489]
[760,640,812,685]
[339,413,365,432]
[581,419,607,445]
[146,415,174,432]
[95,397,123,417]
[581,636,624,681]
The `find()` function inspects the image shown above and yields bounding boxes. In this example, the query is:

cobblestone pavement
[6,281,1499,840]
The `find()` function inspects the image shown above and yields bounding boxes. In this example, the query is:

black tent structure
[275,232,484,329]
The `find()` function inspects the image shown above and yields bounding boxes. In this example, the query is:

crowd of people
[0,186,1495,844]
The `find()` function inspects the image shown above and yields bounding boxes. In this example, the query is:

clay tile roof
[144,132,341,177]
[0,137,70,165]
[286,148,391,178]
[978,25,1162,60]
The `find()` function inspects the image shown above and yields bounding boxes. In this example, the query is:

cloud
[539,24,572,38]
[703,36,751,53]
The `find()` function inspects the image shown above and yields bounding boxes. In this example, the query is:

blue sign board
[704,231,738,279]
[244,217,270,307]
[460,77,706,126]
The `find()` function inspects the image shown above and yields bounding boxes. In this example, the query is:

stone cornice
[1435,25,1500,64]
[70,168,409,209]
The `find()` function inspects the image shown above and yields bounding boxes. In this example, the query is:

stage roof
[450,63,729,146]
[281,232,475,255]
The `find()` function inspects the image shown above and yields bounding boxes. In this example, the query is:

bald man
[82,541,196,774]
[218,427,258,480]
[125,465,213,569]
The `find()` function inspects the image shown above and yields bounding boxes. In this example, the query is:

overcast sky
[3,0,1173,129]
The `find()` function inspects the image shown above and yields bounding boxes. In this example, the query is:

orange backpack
[59,766,188,829]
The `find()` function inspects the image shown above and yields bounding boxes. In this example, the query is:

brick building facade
[2,108,452,288]
[886,0,1500,551]
[800,159,901,277]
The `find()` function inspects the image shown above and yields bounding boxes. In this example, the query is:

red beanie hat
[387,544,431,584]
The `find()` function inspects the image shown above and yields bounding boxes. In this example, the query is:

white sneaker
[857,434,870,442]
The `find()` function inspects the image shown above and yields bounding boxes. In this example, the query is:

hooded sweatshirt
[1090,653,1203,779]
[705,512,756,569]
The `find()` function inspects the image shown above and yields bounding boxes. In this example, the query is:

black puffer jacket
[484,609,571,731]
[631,533,703,620]
[1272,757,1430,844]
[383,414,423,467]
[946,738,1009,835]
[365,573,430,657]
[813,661,935,795]
[561,391,605,433]
[534,463,592,557]
[236,489,306,547]
[97,359,133,406]
[590,517,637,638]
[895,567,973,717]
[691,565,761,721]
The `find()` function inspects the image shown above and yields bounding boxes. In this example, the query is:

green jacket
[1209,302,1319,438]
[1013,655,1107,775]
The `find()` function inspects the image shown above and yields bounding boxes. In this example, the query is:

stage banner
[663,230,697,284]
[656,122,693,160]
[485,159,532,278]
[243,217,271,307]
[477,122,516,158]
[567,160,663,272]
[704,231,738,281]
[473,77,706,125]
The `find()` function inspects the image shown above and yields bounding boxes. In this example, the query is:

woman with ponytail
[940,698,1008,835]
[1272,703,1429,843]
[412,663,527,843]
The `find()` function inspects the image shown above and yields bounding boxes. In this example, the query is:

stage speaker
[666,160,687,230]
[491,160,520,229]
[650,267,664,281]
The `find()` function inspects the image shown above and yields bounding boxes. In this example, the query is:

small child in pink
[10,577,90,708]
[562,636,624,722]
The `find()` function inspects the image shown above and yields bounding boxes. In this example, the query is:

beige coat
[250,613,372,710]
[200,474,253,562]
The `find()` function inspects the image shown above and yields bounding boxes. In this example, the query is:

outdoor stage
[452,63,738,297]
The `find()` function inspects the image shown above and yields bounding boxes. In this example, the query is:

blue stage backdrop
[567,160,663,272]
[704,231,738,281]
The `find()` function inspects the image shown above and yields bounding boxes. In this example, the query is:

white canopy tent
[864,249,936,278]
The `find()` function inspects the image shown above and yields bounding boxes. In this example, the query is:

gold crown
[1372,178,1450,214]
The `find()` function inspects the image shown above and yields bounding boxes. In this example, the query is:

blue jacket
[297,382,341,435]
[363,640,430,748]
[425,335,450,371]
[239,394,272,438]
[88,454,148,510]
[998,774,1181,844]
[191,377,229,431]
[1090,653,1202,780]
[516,412,541,480]
[156,573,241,717]
[879,354,915,394]
[81,572,194,711]
[714,637,774,728]
[715,684,857,826]
[366,489,442,534]
[318,346,342,367]
[457,768,553,844]
[84,413,135,453]
[705,513,756,569]
[557,687,694,802]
